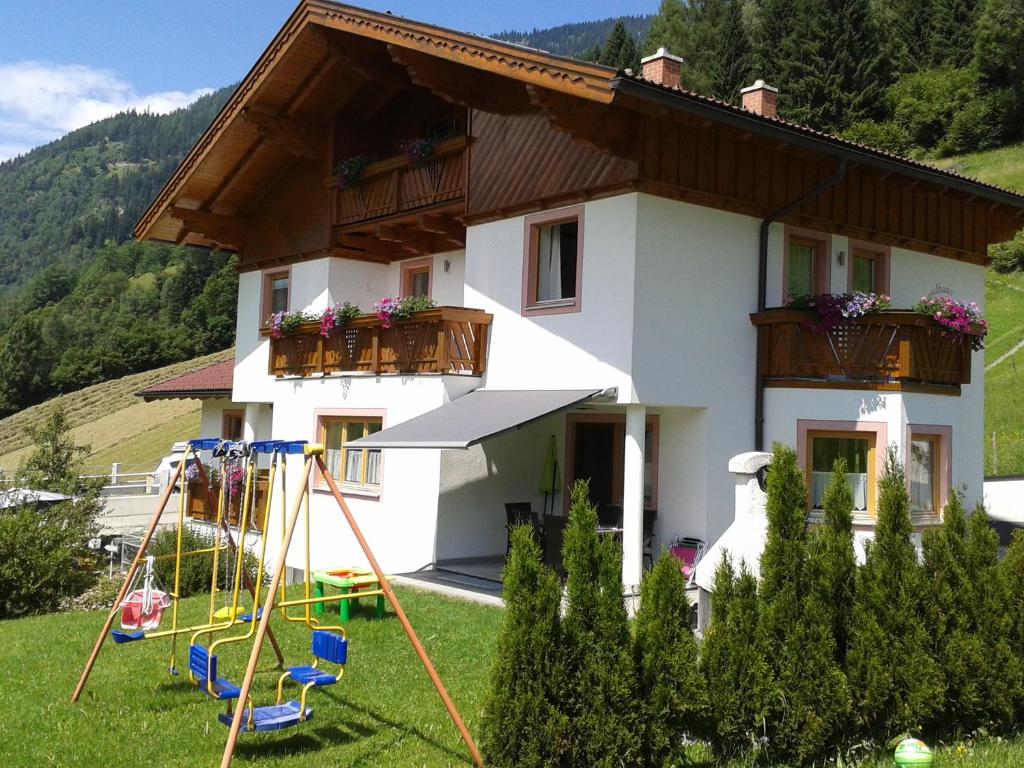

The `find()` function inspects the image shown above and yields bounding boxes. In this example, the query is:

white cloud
[0,61,214,162]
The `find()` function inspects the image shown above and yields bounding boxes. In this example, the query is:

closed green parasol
[539,435,560,516]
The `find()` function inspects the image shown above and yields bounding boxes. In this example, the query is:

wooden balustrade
[263,306,492,378]
[750,309,979,390]
[333,136,467,227]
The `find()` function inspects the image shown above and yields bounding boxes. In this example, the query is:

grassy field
[0,349,231,476]
[2,584,1023,767]
[933,142,1024,192]
[0,585,501,768]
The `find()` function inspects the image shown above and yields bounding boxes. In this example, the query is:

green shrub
[560,480,638,767]
[480,525,566,768]
[989,229,1024,273]
[885,67,976,150]
[938,88,1018,156]
[758,444,849,764]
[0,500,99,619]
[1001,530,1024,722]
[148,524,264,600]
[701,554,770,761]
[843,120,916,156]
[847,449,943,740]
[633,549,705,766]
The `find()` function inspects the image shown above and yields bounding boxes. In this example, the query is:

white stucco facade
[219,189,988,584]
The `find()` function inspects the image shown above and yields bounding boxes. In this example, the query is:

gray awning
[348,388,610,449]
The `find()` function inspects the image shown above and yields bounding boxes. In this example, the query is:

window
[798,420,886,519]
[848,244,890,295]
[320,417,382,492]
[400,257,432,299]
[221,410,244,441]
[906,425,950,516]
[808,433,874,514]
[262,270,289,323]
[783,227,829,300]
[522,206,584,316]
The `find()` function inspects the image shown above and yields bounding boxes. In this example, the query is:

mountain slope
[0,86,233,293]
[493,15,650,58]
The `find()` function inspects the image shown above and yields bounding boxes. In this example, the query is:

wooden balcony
[263,306,491,378]
[751,309,979,391]
[332,136,467,229]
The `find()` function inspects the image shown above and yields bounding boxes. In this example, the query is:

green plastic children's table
[311,567,386,623]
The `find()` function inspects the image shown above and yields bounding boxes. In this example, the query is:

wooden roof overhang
[135,0,1024,266]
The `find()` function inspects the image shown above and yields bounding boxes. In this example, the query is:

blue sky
[0,0,654,161]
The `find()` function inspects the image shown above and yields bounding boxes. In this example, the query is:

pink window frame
[260,266,292,326]
[797,419,887,518]
[312,407,387,500]
[847,239,891,295]
[521,205,585,317]
[400,256,433,299]
[905,423,952,516]
[783,225,831,301]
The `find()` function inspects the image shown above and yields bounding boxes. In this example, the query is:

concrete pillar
[243,402,260,443]
[622,404,646,590]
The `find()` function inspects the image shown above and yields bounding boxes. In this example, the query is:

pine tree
[930,0,982,68]
[751,0,802,92]
[756,444,848,763]
[480,525,567,767]
[644,0,689,57]
[599,19,641,72]
[560,480,638,767]
[711,0,753,102]
[701,554,771,761]
[876,0,938,74]
[847,449,943,738]
[634,550,706,766]
[973,0,1024,90]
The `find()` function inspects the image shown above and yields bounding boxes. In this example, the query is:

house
[133,1,1024,601]
[136,357,247,441]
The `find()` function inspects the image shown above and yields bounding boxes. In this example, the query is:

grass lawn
[984,270,1024,475]
[932,142,1024,192]
[0,586,500,767]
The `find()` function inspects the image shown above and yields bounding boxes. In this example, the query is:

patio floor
[394,556,505,605]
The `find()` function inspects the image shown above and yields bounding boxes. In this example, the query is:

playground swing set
[70,437,483,768]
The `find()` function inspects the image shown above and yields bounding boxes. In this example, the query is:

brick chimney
[640,48,684,89]
[740,79,779,118]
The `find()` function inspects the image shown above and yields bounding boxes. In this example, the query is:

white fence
[80,463,169,496]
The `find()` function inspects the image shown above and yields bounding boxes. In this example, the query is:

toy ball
[894,738,934,767]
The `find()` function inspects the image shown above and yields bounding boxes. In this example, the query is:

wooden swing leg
[316,456,484,768]
[193,459,285,666]
[220,456,314,768]
[71,458,184,702]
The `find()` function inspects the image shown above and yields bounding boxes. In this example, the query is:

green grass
[932,141,1024,192]
[0,586,501,767]
[0,349,231,475]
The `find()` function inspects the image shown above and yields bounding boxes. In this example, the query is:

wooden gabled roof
[136,0,1024,254]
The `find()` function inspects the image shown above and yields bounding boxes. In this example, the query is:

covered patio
[352,388,710,598]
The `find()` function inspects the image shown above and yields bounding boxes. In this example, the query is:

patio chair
[668,537,706,585]
[598,504,623,529]
[642,509,657,570]
[505,502,543,556]
[542,514,567,579]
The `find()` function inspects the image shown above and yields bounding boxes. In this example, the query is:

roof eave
[611,76,1024,212]
[137,390,232,402]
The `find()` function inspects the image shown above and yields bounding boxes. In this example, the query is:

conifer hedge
[483,447,1024,767]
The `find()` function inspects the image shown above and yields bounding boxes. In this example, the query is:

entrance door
[572,422,616,509]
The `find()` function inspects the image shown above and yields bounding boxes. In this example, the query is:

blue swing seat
[237,607,263,623]
[189,644,240,700]
[282,631,347,688]
[111,629,146,644]
[217,700,312,732]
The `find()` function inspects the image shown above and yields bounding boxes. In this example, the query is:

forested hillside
[493,15,650,59]
[0,86,237,417]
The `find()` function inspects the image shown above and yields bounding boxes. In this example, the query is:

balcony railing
[750,309,978,389]
[263,306,491,378]
[332,136,467,228]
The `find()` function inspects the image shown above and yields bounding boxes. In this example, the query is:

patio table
[312,567,386,623]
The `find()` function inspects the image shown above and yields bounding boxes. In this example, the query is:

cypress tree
[846,449,943,739]
[809,458,857,664]
[634,550,706,767]
[701,554,771,761]
[757,444,849,763]
[560,480,638,767]
[480,525,567,767]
